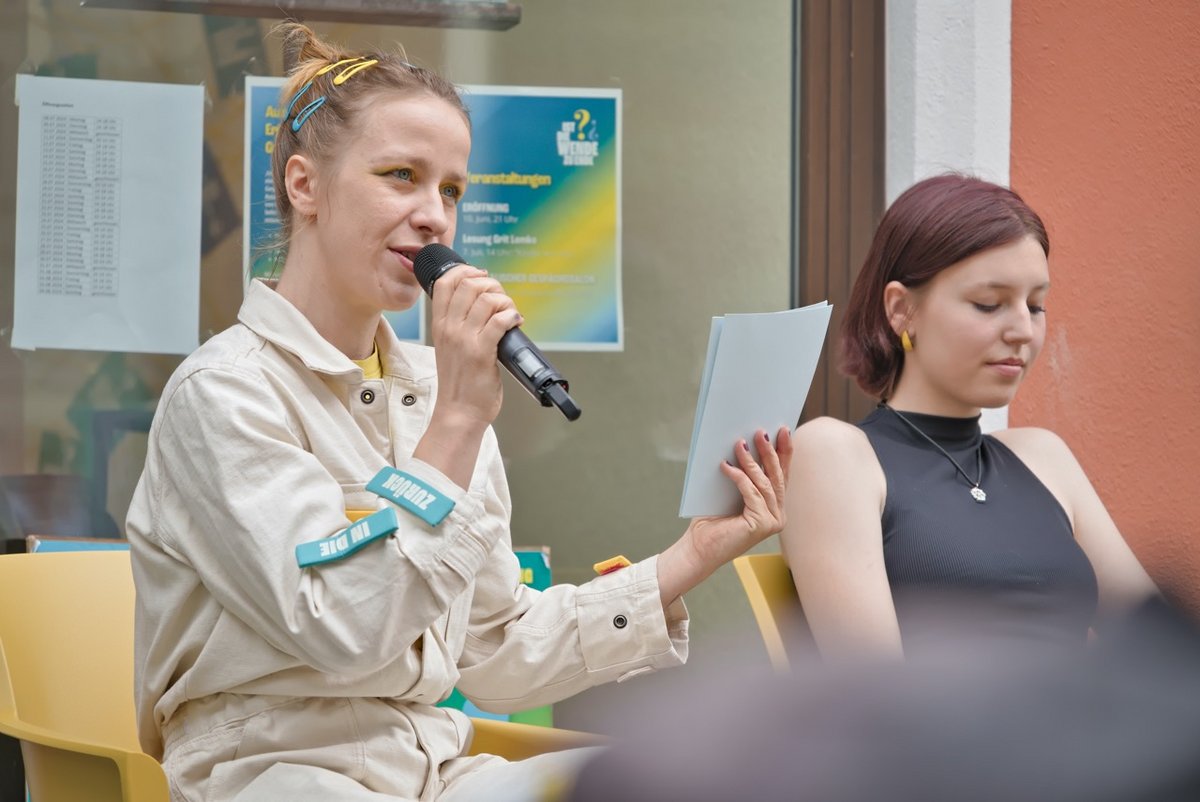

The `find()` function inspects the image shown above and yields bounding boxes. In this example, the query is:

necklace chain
[884,404,987,503]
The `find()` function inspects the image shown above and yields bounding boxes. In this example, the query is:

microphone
[413,244,581,421]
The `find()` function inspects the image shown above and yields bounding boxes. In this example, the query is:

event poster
[457,85,623,350]
[242,77,282,285]
[245,79,622,349]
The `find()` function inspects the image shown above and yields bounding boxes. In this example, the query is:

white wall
[886,0,1012,431]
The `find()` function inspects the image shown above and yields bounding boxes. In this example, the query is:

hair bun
[274,21,347,74]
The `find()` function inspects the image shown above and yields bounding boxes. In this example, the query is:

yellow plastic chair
[0,551,603,802]
[732,552,814,673]
[0,551,168,802]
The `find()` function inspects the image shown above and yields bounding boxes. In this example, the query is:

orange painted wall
[1010,0,1200,611]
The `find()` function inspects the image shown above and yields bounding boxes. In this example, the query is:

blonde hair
[267,23,470,261]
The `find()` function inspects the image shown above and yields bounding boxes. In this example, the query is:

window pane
[1,0,794,724]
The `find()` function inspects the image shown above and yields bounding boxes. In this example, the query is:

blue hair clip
[283,80,315,123]
[291,96,327,132]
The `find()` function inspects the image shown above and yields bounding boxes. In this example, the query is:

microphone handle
[413,243,581,421]
[497,328,581,421]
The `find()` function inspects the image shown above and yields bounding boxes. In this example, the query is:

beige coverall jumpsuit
[127,280,689,801]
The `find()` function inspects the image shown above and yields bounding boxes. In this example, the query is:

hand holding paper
[657,424,792,605]
[679,302,832,517]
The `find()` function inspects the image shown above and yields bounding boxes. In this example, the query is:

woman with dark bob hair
[779,173,1158,659]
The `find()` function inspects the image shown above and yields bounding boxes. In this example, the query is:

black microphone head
[413,243,467,295]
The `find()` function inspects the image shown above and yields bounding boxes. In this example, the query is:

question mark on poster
[573,108,591,140]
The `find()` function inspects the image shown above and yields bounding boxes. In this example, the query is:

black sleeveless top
[859,405,1099,647]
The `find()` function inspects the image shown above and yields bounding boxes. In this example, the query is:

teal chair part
[26,537,130,553]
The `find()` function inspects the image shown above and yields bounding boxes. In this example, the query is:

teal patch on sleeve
[367,467,456,526]
[295,507,399,568]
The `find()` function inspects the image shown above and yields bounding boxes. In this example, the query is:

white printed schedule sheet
[12,75,203,355]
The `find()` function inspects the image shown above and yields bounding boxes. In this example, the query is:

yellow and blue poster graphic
[242,77,280,283]
[242,76,422,341]
[244,80,621,349]
[457,86,623,350]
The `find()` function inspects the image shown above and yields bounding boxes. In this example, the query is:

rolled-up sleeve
[576,556,689,678]
[455,549,689,713]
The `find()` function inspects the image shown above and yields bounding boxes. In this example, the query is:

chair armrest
[0,708,128,762]
[468,717,608,761]
[0,710,169,801]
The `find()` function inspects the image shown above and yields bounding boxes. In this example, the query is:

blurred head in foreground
[568,598,1200,802]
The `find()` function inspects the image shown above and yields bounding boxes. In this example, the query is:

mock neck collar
[878,403,982,448]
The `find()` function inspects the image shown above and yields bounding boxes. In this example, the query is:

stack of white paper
[679,302,832,517]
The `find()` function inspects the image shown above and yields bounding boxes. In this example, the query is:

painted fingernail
[739,440,749,451]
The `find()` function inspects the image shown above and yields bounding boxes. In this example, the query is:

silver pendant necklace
[885,404,987,503]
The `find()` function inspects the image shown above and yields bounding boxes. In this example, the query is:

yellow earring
[901,331,914,352]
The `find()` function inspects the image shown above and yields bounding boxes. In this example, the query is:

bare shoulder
[789,416,882,493]
[791,415,875,462]
[784,416,888,570]
[992,426,1078,469]
[992,426,1090,517]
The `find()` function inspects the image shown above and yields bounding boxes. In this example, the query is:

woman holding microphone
[127,23,790,801]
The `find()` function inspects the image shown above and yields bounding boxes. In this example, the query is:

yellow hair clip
[333,59,380,85]
[316,57,366,77]
[286,57,381,133]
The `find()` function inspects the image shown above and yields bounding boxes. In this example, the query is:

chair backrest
[732,553,814,672]
[0,552,141,748]
[0,551,167,801]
